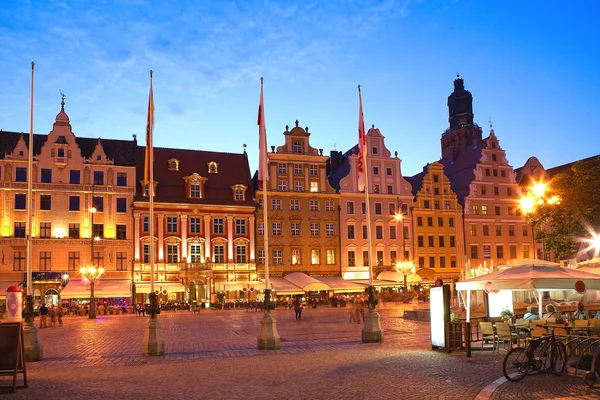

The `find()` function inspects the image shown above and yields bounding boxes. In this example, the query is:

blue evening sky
[0,0,598,176]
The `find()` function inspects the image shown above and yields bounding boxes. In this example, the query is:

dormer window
[97,155,101,161]
[184,173,208,199]
[208,161,218,174]
[168,158,180,171]
[293,141,302,153]
[231,184,247,201]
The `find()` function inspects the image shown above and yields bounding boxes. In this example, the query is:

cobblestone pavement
[1,303,598,399]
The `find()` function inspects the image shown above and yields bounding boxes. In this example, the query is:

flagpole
[23,61,43,361]
[142,69,165,357]
[257,77,280,350]
[358,85,383,343]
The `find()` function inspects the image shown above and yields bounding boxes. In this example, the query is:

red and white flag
[357,86,367,192]
[257,78,268,190]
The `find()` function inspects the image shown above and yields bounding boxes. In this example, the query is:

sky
[0,0,598,177]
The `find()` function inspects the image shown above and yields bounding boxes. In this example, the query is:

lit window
[310,181,319,192]
[190,184,201,198]
[291,249,301,265]
[311,249,320,264]
[326,249,335,265]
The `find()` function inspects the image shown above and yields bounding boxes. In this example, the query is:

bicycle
[502,326,567,382]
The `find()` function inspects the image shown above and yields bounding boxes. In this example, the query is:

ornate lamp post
[395,261,415,303]
[520,183,560,260]
[80,265,104,319]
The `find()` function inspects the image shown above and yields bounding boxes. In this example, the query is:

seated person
[543,304,560,319]
[523,305,540,320]
[572,302,590,320]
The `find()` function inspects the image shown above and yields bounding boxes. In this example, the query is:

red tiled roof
[135,146,255,207]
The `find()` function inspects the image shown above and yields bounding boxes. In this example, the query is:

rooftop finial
[150,70,153,78]
[488,118,492,129]
[457,72,460,79]
[243,143,247,153]
[295,120,299,127]
[59,90,65,109]
[260,77,264,84]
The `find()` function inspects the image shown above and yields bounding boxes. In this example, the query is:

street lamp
[394,198,407,262]
[395,261,415,303]
[80,265,104,319]
[520,182,561,260]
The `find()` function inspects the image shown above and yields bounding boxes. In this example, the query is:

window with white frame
[143,244,150,264]
[213,244,224,263]
[278,180,287,191]
[325,201,334,211]
[311,249,320,264]
[291,249,301,265]
[167,244,179,263]
[190,217,201,233]
[293,142,302,153]
[309,200,319,211]
[190,183,201,198]
[347,251,355,267]
[310,181,319,192]
[235,188,244,200]
[235,219,246,234]
[213,218,224,234]
[326,249,335,264]
[257,250,265,265]
[294,163,302,174]
[310,165,318,175]
[310,223,319,236]
[272,222,282,236]
[278,163,287,174]
[257,222,264,236]
[167,217,178,233]
[294,181,303,192]
[326,223,334,237]
[143,216,149,232]
[236,245,247,263]
[272,249,282,265]
[290,199,299,210]
[189,244,202,262]
[271,199,281,210]
[291,223,300,236]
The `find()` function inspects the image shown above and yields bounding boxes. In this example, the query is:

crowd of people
[37,303,65,328]
[521,301,600,322]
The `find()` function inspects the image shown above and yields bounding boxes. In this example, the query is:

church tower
[440,75,482,160]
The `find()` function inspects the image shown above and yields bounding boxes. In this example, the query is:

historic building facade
[329,126,414,280]
[255,121,340,278]
[0,99,136,304]
[439,77,532,271]
[132,145,257,304]
[409,161,465,281]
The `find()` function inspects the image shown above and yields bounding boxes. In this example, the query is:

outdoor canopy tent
[265,276,304,295]
[60,279,132,299]
[377,271,422,284]
[316,276,366,293]
[455,259,600,321]
[283,272,330,292]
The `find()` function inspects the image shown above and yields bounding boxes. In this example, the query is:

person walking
[49,305,57,327]
[355,295,365,324]
[294,297,302,321]
[39,303,49,328]
[348,299,358,323]
[57,304,65,326]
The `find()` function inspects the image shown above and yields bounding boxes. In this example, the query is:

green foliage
[540,156,600,259]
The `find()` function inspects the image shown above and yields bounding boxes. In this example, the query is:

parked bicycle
[502,326,567,382]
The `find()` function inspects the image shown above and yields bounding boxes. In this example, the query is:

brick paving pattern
[1,303,598,399]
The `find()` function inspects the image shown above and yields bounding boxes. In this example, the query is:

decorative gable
[183,173,208,199]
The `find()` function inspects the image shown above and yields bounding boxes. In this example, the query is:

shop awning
[377,271,422,284]
[315,276,366,293]
[0,282,21,297]
[135,282,186,294]
[283,272,330,291]
[222,281,263,291]
[352,279,404,287]
[60,279,132,299]
[265,277,304,295]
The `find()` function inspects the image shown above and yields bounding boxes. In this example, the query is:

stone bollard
[6,285,23,322]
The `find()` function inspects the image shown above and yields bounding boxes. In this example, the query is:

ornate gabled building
[133,145,256,304]
[0,98,136,304]
[440,76,532,271]
[408,161,465,282]
[329,126,414,280]
[255,121,340,278]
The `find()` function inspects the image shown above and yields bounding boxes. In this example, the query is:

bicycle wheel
[552,341,567,376]
[503,347,531,382]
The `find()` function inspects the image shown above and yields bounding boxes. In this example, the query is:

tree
[539,156,600,259]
